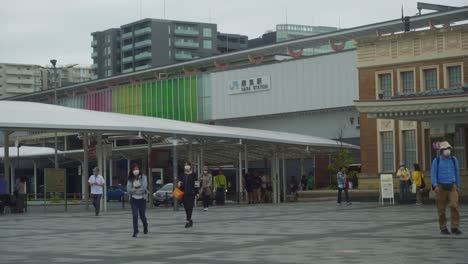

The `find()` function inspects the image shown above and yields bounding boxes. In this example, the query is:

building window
[381,131,394,172]
[203,28,212,37]
[400,71,414,94]
[169,50,172,58]
[447,65,462,88]
[423,68,438,90]
[168,25,171,34]
[105,34,111,43]
[378,73,392,99]
[203,40,212,49]
[402,130,417,169]
[168,38,171,47]
[454,128,466,169]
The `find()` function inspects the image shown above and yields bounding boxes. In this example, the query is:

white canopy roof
[0,146,60,158]
[0,101,357,150]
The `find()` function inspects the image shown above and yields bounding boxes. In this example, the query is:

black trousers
[337,188,350,203]
[202,191,211,208]
[216,188,225,205]
[92,194,102,214]
[183,195,195,221]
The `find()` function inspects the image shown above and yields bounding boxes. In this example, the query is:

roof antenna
[285,8,288,25]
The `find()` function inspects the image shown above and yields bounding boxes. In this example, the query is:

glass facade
[381,131,394,172]
[58,75,202,122]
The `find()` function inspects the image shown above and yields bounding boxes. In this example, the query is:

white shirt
[88,175,105,194]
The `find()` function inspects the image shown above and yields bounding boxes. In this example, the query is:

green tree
[327,148,355,188]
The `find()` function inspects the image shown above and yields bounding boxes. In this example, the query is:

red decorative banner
[248,54,265,65]
[287,47,304,58]
[328,39,346,52]
[183,67,198,75]
[214,60,229,70]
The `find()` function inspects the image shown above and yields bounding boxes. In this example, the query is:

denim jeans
[399,180,410,202]
[130,198,148,233]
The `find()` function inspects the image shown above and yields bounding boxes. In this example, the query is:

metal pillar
[54,132,58,169]
[244,144,249,172]
[83,133,89,210]
[172,137,179,211]
[188,142,193,162]
[238,147,243,204]
[33,160,37,200]
[97,133,104,212]
[276,154,280,204]
[300,158,305,178]
[271,153,277,204]
[147,139,154,208]
[282,153,287,203]
[3,131,10,194]
[103,142,107,212]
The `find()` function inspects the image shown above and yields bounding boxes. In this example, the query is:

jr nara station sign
[228,76,271,95]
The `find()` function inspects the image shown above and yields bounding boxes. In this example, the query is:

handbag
[420,177,426,189]
[173,187,184,201]
[411,183,416,194]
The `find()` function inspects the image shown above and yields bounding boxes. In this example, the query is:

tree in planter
[327,148,355,189]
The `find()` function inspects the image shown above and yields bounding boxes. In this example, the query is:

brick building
[355,24,468,191]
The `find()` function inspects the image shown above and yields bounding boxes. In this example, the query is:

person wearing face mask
[178,161,199,228]
[127,164,149,237]
[200,166,213,211]
[431,141,462,235]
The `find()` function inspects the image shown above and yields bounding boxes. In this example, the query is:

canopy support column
[172,137,179,211]
[83,133,89,210]
[3,131,11,194]
[147,138,154,208]
[33,160,37,200]
[282,153,287,203]
[271,153,277,204]
[97,133,104,212]
[238,145,243,204]
[103,141,107,212]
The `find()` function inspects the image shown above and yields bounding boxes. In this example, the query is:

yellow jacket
[397,168,411,181]
[413,170,424,187]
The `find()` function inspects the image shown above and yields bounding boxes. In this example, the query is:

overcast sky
[1,0,466,66]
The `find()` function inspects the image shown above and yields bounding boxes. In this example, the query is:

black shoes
[144,226,148,234]
[185,220,193,228]
[132,232,138,238]
[451,228,462,235]
[440,229,451,235]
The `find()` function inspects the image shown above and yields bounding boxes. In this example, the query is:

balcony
[174,28,199,36]
[91,64,98,69]
[121,31,133,39]
[134,51,152,61]
[174,41,199,49]
[91,51,98,58]
[134,39,152,48]
[122,68,134,73]
[135,64,151,71]
[6,77,35,85]
[122,56,133,63]
[175,52,198,60]
[91,40,98,47]
[122,44,133,51]
[134,27,151,36]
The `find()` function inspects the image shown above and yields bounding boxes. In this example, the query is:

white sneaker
[203,208,208,211]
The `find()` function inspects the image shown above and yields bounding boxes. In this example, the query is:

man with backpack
[431,141,462,235]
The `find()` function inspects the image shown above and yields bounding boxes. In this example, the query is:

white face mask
[203,170,208,174]
[133,170,140,176]
[443,149,451,156]
[184,165,191,171]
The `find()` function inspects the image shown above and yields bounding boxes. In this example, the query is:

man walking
[337,167,351,206]
[431,141,462,235]
[88,167,105,216]
[214,169,227,205]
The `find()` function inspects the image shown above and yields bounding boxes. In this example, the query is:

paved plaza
[0,201,467,264]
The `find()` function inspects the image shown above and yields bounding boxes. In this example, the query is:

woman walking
[337,167,351,206]
[413,163,425,205]
[127,164,148,238]
[178,161,199,228]
[200,166,213,211]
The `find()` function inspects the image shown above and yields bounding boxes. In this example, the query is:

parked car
[107,185,126,202]
[153,183,175,206]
